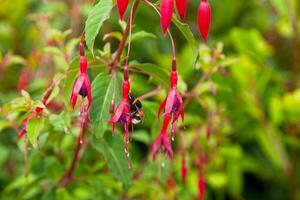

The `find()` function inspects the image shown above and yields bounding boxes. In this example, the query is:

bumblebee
[128,93,144,124]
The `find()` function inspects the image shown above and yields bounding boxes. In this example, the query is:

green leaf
[46,85,60,104]
[41,187,57,200]
[131,130,150,144]
[172,16,198,64]
[49,112,71,133]
[85,0,113,53]
[206,172,228,189]
[130,31,156,43]
[103,31,123,41]
[130,62,169,89]
[89,73,122,138]
[27,117,44,147]
[91,133,132,189]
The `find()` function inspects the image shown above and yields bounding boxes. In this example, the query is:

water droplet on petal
[171,136,175,141]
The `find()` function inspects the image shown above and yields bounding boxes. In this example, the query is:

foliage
[0,0,299,199]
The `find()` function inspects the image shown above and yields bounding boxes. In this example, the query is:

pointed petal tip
[202,35,208,43]
[161,27,168,37]
[179,15,185,21]
[117,0,129,21]
[119,13,124,21]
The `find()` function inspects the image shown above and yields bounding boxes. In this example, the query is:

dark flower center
[118,113,128,125]
[172,98,180,113]
[79,83,88,97]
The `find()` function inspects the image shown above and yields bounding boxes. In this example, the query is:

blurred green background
[0,0,299,199]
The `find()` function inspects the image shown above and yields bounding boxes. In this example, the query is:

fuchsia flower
[160,0,174,35]
[175,0,188,21]
[117,0,129,20]
[197,151,207,200]
[197,0,211,43]
[181,154,187,184]
[198,176,206,200]
[152,114,173,160]
[158,70,184,134]
[108,80,131,157]
[70,55,92,110]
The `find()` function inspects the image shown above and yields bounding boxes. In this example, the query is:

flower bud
[175,0,188,21]
[117,0,129,20]
[161,0,174,35]
[197,0,211,43]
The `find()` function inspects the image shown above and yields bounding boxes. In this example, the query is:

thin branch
[59,104,88,187]
[109,0,140,70]
[138,86,162,100]
[142,0,177,70]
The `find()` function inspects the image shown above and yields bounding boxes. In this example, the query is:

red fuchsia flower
[158,70,184,135]
[117,0,129,20]
[175,0,188,21]
[181,154,187,184]
[160,0,174,35]
[152,114,173,160]
[198,176,206,200]
[197,151,207,200]
[70,55,92,110]
[197,0,211,43]
[108,80,131,157]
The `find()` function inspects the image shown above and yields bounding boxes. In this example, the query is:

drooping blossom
[198,176,206,200]
[117,0,129,20]
[160,0,174,35]
[158,70,184,135]
[70,46,92,110]
[198,151,207,200]
[152,114,173,160]
[181,153,187,184]
[197,0,211,43]
[108,80,131,157]
[175,0,188,21]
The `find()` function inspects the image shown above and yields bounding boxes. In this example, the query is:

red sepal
[152,115,173,160]
[160,0,174,35]
[117,0,129,20]
[197,0,211,43]
[175,0,188,21]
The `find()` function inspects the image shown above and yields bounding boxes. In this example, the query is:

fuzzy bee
[128,93,144,124]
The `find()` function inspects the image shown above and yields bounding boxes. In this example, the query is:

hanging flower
[70,55,92,110]
[160,0,174,35]
[198,176,206,200]
[175,0,188,21]
[117,0,129,20]
[108,80,131,157]
[158,70,184,134]
[197,0,211,43]
[197,151,207,200]
[152,114,173,160]
[181,153,187,184]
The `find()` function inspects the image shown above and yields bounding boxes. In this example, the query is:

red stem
[143,0,177,71]
[109,0,140,70]
[59,105,88,187]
